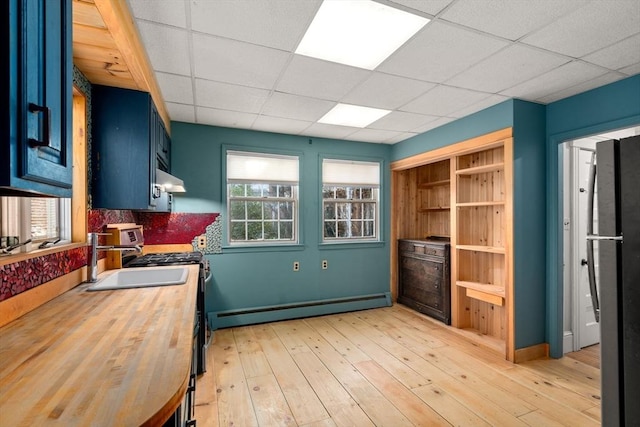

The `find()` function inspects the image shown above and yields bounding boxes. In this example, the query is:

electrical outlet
[322,260,328,270]
[293,261,300,272]
[197,234,207,249]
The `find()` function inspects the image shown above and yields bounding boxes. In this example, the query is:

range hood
[156,169,186,193]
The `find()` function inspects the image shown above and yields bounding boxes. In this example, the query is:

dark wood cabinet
[398,239,451,324]
[91,85,171,211]
[2,0,73,197]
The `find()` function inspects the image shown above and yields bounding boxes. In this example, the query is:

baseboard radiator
[208,292,392,330]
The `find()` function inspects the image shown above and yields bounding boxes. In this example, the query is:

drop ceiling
[77,0,640,144]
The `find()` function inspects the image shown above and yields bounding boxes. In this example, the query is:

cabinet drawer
[398,240,446,257]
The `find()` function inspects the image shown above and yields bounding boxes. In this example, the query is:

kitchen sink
[87,267,189,291]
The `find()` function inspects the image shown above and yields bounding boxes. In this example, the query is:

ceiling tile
[128,0,187,28]
[619,62,640,76]
[386,0,455,16]
[401,85,491,116]
[300,123,360,140]
[582,34,640,72]
[369,111,439,132]
[166,102,195,123]
[190,0,321,51]
[276,55,370,101]
[448,94,509,118]
[261,92,335,122]
[192,34,291,89]
[500,61,609,101]
[412,116,456,133]
[156,72,193,104]
[196,106,258,129]
[440,0,588,41]
[195,79,270,113]
[379,21,508,83]
[446,44,569,93]
[342,73,436,109]
[346,128,404,143]
[136,21,191,75]
[521,1,640,57]
[536,72,627,104]
[251,116,312,135]
[385,132,419,144]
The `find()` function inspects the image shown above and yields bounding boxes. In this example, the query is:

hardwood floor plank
[247,374,296,426]
[211,329,259,427]
[354,360,450,427]
[249,324,330,426]
[196,307,601,427]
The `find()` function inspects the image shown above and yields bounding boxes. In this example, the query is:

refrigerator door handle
[586,153,600,322]
[586,235,623,241]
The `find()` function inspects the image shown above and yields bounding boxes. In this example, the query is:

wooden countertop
[0,264,199,426]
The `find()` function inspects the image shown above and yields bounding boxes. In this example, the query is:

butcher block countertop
[0,264,199,426]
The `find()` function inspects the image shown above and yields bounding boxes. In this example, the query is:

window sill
[222,244,306,254]
[0,242,86,267]
[319,241,385,250]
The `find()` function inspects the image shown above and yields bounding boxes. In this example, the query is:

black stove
[124,251,203,268]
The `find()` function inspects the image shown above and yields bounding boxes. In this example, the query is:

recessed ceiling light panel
[318,103,391,128]
[296,0,430,70]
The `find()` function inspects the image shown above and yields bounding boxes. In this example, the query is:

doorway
[562,126,640,354]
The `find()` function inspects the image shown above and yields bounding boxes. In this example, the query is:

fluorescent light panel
[318,103,391,128]
[296,0,430,70]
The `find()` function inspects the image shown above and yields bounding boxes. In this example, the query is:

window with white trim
[0,197,71,252]
[227,151,299,244]
[322,159,380,242]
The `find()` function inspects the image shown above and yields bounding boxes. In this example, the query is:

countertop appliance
[590,135,639,426]
[124,251,210,376]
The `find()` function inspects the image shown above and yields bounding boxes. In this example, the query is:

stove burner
[124,251,203,267]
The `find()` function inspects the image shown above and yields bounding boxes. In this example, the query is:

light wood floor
[195,305,601,426]
[566,344,600,369]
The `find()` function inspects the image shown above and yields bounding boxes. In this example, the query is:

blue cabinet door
[1,0,73,197]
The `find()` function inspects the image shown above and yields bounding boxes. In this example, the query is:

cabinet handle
[28,103,55,150]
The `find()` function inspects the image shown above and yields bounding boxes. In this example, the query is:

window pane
[337,203,349,219]
[350,203,363,219]
[337,221,349,237]
[323,187,335,199]
[351,221,362,237]
[324,203,335,220]
[247,201,262,220]
[247,184,264,197]
[280,185,292,198]
[229,184,246,197]
[324,221,336,238]
[31,198,59,240]
[364,221,374,237]
[364,203,375,219]
[265,185,278,198]
[264,221,278,239]
[247,222,263,240]
[280,222,293,239]
[263,202,279,220]
[361,188,372,199]
[230,222,246,240]
[335,187,347,199]
[280,202,293,220]
[229,201,246,220]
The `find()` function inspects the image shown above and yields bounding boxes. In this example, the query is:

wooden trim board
[514,343,549,363]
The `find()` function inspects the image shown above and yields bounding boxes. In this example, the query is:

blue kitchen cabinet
[91,85,170,211]
[1,0,73,197]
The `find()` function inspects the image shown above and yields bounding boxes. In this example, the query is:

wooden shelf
[419,206,450,212]
[457,280,505,296]
[418,179,450,188]
[456,244,505,254]
[456,162,504,175]
[456,201,504,207]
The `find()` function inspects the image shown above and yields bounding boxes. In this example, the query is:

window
[322,159,380,242]
[227,151,299,244]
[0,197,70,251]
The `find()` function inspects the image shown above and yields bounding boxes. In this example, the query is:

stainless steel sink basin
[87,267,189,291]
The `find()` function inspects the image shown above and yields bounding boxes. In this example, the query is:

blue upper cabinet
[1,0,73,197]
[91,85,170,211]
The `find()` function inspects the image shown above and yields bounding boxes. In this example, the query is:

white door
[575,147,600,349]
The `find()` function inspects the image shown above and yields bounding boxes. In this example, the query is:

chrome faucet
[87,232,142,282]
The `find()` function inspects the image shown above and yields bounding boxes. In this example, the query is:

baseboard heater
[209,292,392,330]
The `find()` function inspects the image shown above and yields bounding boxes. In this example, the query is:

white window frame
[322,159,380,243]
[226,150,300,246]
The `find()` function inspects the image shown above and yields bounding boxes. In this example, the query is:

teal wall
[170,124,393,324]
[545,74,640,358]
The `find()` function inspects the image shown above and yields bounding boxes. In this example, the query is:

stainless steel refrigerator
[592,135,640,426]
